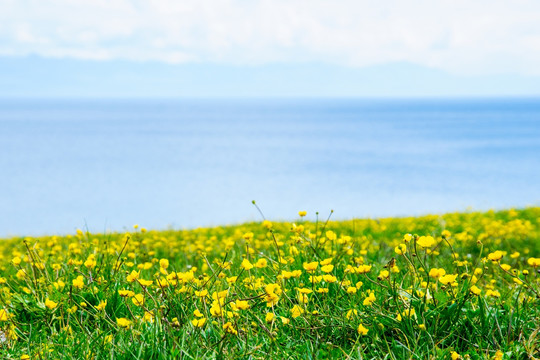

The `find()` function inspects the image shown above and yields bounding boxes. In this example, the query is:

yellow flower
[72,275,85,289]
[429,268,446,279]
[500,264,511,271]
[417,235,435,248]
[290,305,304,318]
[325,231,337,241]
[0,309,9,321]
[44,298,58,310]
[84,255,96,269]
[118,289,135,297]
[191,317,207,328]
[241,259,254,270]
[298,211,307,217]
[470,285,482,296]
[265,312,275,323]
[21,355,31,360]
[131,294,144,306]
[486,289,501,298]
[487,251,504,262]
[346,309,358,320]
[116,318,132,329]
[363,292,376,306]
[377,270,390,280]
[451,351,461,360]
[159,258,169,269]
[439,274,458,285]
[322,274,337,283]
[138,279,153,286]
[357,323,369,335]
[355,265,372,274]
[262,220,273,229]
[194,309,204,317]
[195,289,208,297]
[303,261,319,272]
[210,302,222,317]
[321,264,334,273]
[96,300,107,311]
[223,321,238,335]
[403,233,412,243]
[527,257,540,267]
[254,258,267,268]
[395,243,407,255]
[233,300,250,310]
[12,257,22,266]
[126,270,140,282]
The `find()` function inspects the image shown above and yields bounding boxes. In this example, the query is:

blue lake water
[0,98,539,237]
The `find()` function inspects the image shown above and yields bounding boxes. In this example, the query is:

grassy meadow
[0,206,539,359]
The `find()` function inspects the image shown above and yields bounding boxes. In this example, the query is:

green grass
[0,207,539,359]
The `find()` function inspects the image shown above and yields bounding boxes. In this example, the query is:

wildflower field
[0,206,539,359]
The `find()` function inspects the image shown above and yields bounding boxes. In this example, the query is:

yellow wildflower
[290,305,304,318]
[72,275,85,289]
[303,261,319,272]
[116,318,132,329]
[357,323,369,335]
[191,317,207,328]
[417,235,435,248]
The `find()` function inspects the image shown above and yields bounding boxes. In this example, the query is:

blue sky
[1,0,540,97]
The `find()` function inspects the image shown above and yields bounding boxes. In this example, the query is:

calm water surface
[0,98,539,236]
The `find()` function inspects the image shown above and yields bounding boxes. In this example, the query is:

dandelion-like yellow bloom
[357,323,369,335]
[233,300,250,310]
[223,322,237,335]
[72,275,85,289]
[469,285,482,296]
[138,279,153,286]
[346,309,358,319]
[417,236,435,248]
[0,309,9,321]
[303,261,319,272]
[116,318,132,329]
[118,289,135,297]
[355,265,372,274]
[394,244,407,255]
[191,317,207,328]
[132,294,144,306]
[429,268,446,279]
[487,251,504,262]
[290,305,304,318]
[241,259,254,270]
[439,274,458,285]
[159,258,169,269]
[377,270,390,280]
[298,211,307,217]
[126,270,140,283]
[96,300,107,311]
[527,257,540,267]
[363,292,376,306]
[321,264,334,273]
[254,258,267,268]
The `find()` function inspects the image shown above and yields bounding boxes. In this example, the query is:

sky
[1,0,540,96]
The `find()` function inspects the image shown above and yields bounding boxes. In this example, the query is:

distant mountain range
[1,56,539,98]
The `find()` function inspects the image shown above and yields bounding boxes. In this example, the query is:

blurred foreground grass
[0,207,539,359]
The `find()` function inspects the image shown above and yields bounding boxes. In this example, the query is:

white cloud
[1,0,540,74]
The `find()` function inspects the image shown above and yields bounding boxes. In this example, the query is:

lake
[1,98,539,237]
